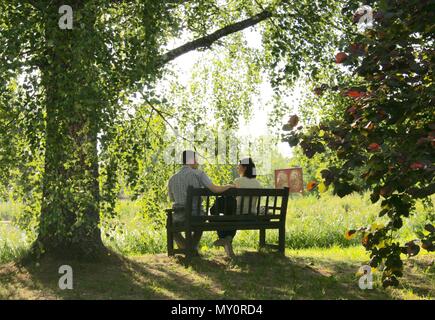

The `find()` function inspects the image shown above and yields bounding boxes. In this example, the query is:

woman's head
[237,157,256,178]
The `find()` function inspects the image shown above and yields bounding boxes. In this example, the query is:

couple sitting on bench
[168,150,262,258]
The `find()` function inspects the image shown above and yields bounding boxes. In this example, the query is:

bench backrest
[184,186,289,221]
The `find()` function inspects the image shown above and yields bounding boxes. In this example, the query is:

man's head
[182,150,199,169]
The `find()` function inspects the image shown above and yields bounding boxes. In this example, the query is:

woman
[234,157,262,214]
[212,157,262,258]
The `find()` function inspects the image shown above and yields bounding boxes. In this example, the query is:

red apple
[346,90,365,98]
[368,143,381,152]
[410,162,426,170]
[335,52,348,64]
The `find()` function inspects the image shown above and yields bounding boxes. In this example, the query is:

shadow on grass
[0,249,432,299]
[0,252,165,299]
[175,250,391,300]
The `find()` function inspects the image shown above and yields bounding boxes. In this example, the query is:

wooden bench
[166,186,289,257]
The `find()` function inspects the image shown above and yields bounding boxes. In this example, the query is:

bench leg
[167,228,174,256]
[185,230,194,258]
[278,225,285,255]
[259,228,266,248]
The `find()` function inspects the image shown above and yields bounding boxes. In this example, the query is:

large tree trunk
[34,1,106,259]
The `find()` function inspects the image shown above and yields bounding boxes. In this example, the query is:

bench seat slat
[170,222,281,232]
[189,214,282,222]
[190,188,288,197]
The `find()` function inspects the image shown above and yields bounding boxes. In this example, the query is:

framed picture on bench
[274,167,303,194]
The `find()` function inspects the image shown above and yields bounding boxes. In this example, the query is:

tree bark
[34,1,106,259]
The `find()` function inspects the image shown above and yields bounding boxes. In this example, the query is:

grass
[0,223,28,264]
[0,247,433,300]
[0,193,433,299]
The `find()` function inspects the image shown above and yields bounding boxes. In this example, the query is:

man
[168,150,234,254]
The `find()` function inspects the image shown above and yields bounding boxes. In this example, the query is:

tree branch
[408,183,435,199]
[25,0,44,11]
[158,9,272,65]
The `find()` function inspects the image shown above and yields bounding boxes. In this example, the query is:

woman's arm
[207,183,235,193]
[197,170,235,193]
